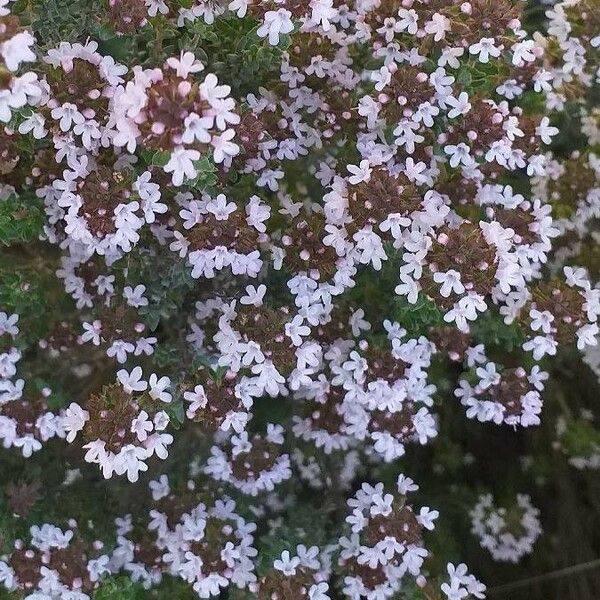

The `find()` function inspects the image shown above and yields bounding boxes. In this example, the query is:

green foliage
[179,16,287,95]
[0,195,44,247]
[471,311,525,353]
[0,264,64,346]
[560,418,600,460]
[132,247,198,331]
[14,0,101,47]
[93,576,149,600]
[188,156,219,191]
[254,505,336,575]
[393,294,444,337]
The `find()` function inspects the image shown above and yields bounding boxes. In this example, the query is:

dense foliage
[0,0,599,598]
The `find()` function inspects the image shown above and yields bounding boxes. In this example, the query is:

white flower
[0,311,19,337]
[211,129,239,164]
[131,410,153,442]
[117,366,148,394]
[404,157,428,184]
[18,112,47,139]
[469,38,502,63]
[206,194,237,220]
[397,474,419,494]
[199,73,231,104]
[99,55,128,86]
[395,274,420,304]
[433,270,465,298]
[563,266,589,288]
[149,373,172,403]
[182,112,213,144]
[166,51,204,77]
[114,444,149,482]
[14,435,42,457]
[62,403,89,443]
[124,284,148,308]
[308,582,330,600]
[184,384,208,417]
[145,0,169,16]
[446,92,471,119]
[397,8,418,34]
[417,506,439,530]
[522,335,557,360]
[529,309,554,334]
[347,159,372,184]
[370,493,393,517]
[257,9,295,45]
[240,284,267,306]
[285,315,310,346]
[164,148,201,186]
[476,362,500,389]
[424,12,450,41]
[81,320,102,346]
[577,323,599,350]
[149,474,170,501]
[1,31,36,71]
[50,103,85,132]
[536,116,559,145]
[511,40,536,66]
[273,550,301,576]
[444,143,473,168]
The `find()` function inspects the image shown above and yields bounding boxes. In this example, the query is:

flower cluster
[441,563,486,600]
[1,0,599,596]
[62,366,174,482]
[337,474,438,598]
[0,0,38,124]
[470,493,542,563]
[253,545,331,599]
[0,521,108,598]
[456,358,547,427]
[147,477,257,597]
[204,423,292,495]
[0,312,66,456]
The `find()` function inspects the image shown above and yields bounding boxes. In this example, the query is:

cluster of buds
[519,267,600,360]
[106,0,167,34]
[47,160,160,259]
[107,514,163,590]
[292,446,361,490]
[533,150,600,250]
[321,331,438,462]
[61,366,174,481]
[182,367,254,434]
[76,278,157,364]
[470,493,542,563]
[32,41,127,153]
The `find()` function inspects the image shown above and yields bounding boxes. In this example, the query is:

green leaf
[0,195,44,246]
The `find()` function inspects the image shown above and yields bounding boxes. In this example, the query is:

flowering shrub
[0,0,599,598]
